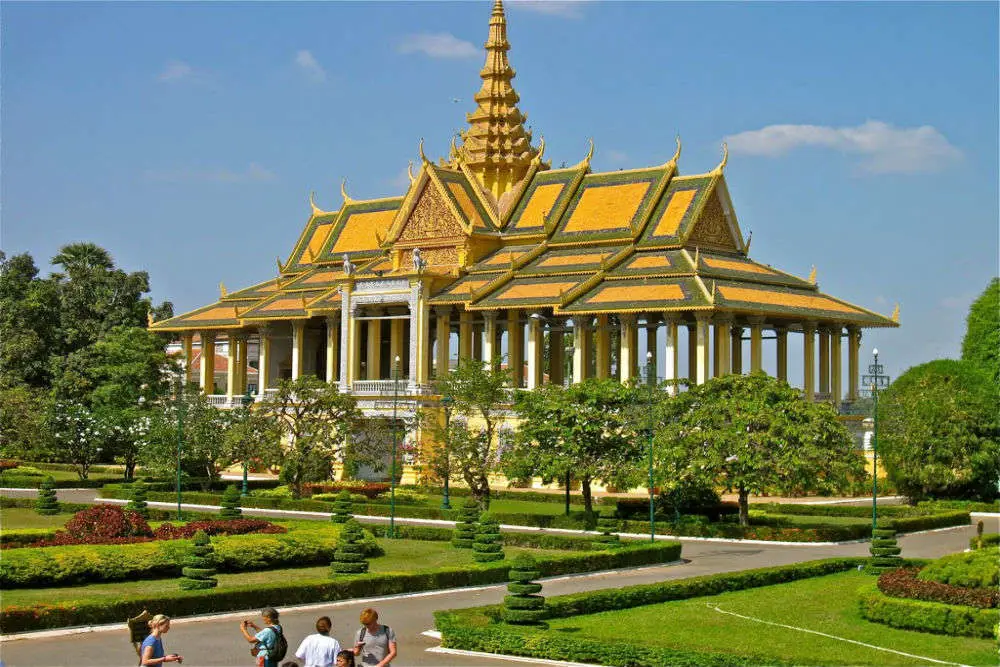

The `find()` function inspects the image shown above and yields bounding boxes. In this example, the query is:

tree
[428,358,512,507]
[507,379,644,514]
[143,385,229,487]
[258,376,362,498]
[452,498,480,549]
[867,518,902,574]
[878,359,999,502]
[503,554,546,625]
[0,386,52,461]
[48,400,104,480]
[656,373,864,527]
[221,402,283,483]
[962,278,999,386]
[473,512,504,562]
[331,490,353,524]
[0,251,60,389]
[35,477,59,515]
[330,519,370,575]
[127,480,150,519]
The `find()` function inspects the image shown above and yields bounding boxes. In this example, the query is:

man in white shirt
[294,616,342,667]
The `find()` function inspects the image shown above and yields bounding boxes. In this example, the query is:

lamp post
[241,389,254,497]
[389,355,400,538]
[174,377,185,521]
[440,394,453,510]
[645,350,656,543]
[863,348,890,530]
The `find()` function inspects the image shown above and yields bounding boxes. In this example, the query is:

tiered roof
[151,1,896,334]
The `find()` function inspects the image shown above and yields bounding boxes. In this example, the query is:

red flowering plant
[153,518,286,540]
[0,459,20,472]
[878,567,999,609]
[32,506,154,546]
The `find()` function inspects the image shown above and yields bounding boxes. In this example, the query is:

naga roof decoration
[152,1,896,334]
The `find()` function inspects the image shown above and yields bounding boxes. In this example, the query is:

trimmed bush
[179,531,218,590]
[593,512,620,549]
[917,547,998,589]
[473,513,504,563]
[879,567,998,609]
[859,584,999,639]
[219,485,242,520]
[330,519,369,575]
[126,481,150,519]
[153,519,285,541]
[452,499,480,549]
[866,521,902,575]
[503,554,545,625]
[303,481,388,499]
[971,532,1000,550]
[331,490,353,524]
[35,477,59,516]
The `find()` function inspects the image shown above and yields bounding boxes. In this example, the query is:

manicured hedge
[971,533,1000,550]
[0,529,381,588]
[859,584,999,639]
[1,475,111,489]
[435,559,864,667]
[916,549,998,590]
[0,540,681,633]
[887,511,970,533]
[1,529,60,548]
[918,499,1000,514]
[879,567,997,609]
[755,503,927,518]
[0,497,214,523]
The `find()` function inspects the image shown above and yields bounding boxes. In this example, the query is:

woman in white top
[294,616,342,667]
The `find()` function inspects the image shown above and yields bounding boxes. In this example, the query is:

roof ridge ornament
[892,303,900,323]
[712,142,729,174]
[531,136,546,166]
[219,281,227,298]
[808,265,817,285]
[309,191,325,216]
[418,138,430,165]
[407,161,416,185]
[744,229,753,254]
[233,305,241,318]
[340,178,355,205]
[276,256,286,274]
[668,135,681,165]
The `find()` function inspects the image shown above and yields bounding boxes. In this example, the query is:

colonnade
[182,309,863,405]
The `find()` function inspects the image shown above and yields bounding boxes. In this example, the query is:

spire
[452,0,542,200]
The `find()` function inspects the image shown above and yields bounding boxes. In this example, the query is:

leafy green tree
[221,402,282,483]
[258,376,362,498]
[48,400,105,479]
[143,385,229,487]
[879,359,999,502]
[656,373,864,526]
[962,278,999,385]
[0,386,52,460]
[507,379,643,513]
[0,251,60,389]
[427,358,512,507]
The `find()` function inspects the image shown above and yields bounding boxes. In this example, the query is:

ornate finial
[340,178,354,205]
[532,136,546,165]
[744,229,753,253]
[891,303,900,323]
[219,281,227,298]
[693,246,700,268]
[418,138,429,165]
[407,161,416,185]
[300,295,308,311]
[670,135,682,164]
[277,256,285,273]
[713,142,729,173]
[233,305,241,318]
[450,135,461,162]
[808,265,817,285]
[147,311,154,327]
[585,138,595,164]
[309,191,322,216]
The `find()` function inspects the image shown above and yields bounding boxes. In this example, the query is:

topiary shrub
[503,554,546,625]
[452,498,480,549]
[331,490,353,524]
[592,512,620,549]
[179,530,218,590]
[35,477,59,516]
[126,481,150,519]
[472,513,504,563]
[866,519,903,575]
[330,519,369,575]
[219,485,242,520]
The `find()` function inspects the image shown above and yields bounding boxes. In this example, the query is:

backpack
[269,625,288,662]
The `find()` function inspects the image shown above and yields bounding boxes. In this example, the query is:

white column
[572,318,590,384]
[325,317,338,384]
[291,320,305,381]
[181,333,195,386]
[619,313,637,383]
[695,314,711,385]
[803,322,816,401]
[339,285,353,392]
[482,311,498,370]
[663,315,678,395]
[435,308,451,378]
[749,317,765,373]
[226,334,238,400]
[831,324,843,407]
[645,315,658,376]
[526,313,544,389]
[200,332,216,394]
[257,327,271,400]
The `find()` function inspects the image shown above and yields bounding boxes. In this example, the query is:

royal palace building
[152,1,897,476]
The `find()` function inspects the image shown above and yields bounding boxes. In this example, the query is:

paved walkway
[2,486,991,667]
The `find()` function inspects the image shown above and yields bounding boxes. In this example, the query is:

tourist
[140,614,184,666]
[335,650,356,667]
[352,608,396,667]
[239,607,286,667]
[293,616,341,667]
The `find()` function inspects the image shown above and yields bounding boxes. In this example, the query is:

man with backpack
[352,608,396,667]
[239,607,288,667]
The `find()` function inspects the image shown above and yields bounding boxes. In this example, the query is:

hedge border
[435,558,865,667]
[0,540,680,633]
[878,567,997,609]
[858,584,999,639]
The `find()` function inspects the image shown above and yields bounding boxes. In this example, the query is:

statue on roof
[342,253,356,276]
[412,247,427,273]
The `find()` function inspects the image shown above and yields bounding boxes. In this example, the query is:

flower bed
[916,547,998,589]
[859,584,999,639]
[152,519,286,540]
[878,567,997,609]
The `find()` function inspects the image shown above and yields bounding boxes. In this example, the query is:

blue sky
[3,1,997,382]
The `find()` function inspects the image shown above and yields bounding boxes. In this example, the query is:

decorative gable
[685,188,741,253]
[398,180,467,243]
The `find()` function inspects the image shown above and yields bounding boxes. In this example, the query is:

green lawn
[1,468,124,484]
[0,508,72,530]
[0,537,563,607]
[763,513,871,527]
[544,570,996,666]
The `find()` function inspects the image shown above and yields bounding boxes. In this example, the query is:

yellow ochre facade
[153,1,897,456]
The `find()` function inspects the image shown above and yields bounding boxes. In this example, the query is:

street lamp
[174,377,185,521]
[241,389,255,497]
[645,350,656,543]
[440,394,453,510]
[389,354,400,538]
[862,348,890,530]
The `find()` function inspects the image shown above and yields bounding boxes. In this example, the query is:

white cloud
[397,33,478,59]
[724,120,961,174]
[508,0,586,19]
[143,163,276,184]
[295,50,327,83]
[605,149,628,164]
[158,60,195,83]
